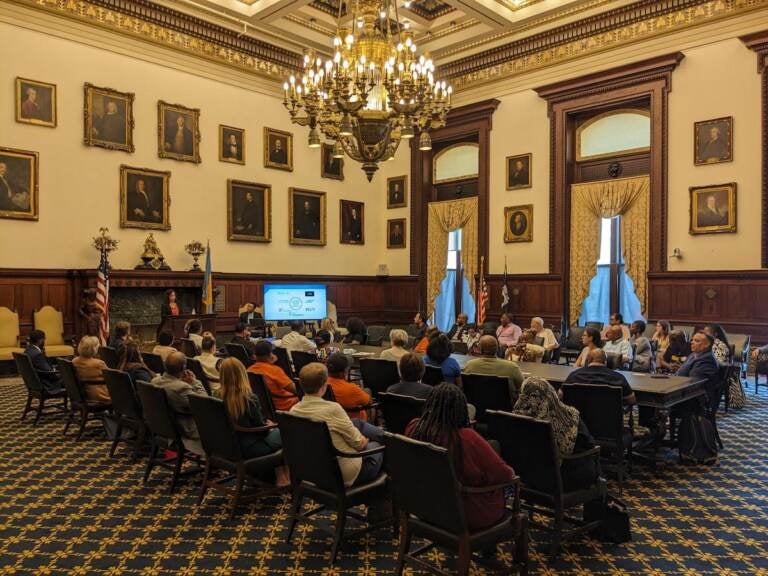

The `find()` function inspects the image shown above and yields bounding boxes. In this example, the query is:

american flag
[477,266,489,326]
[96,247,110,345]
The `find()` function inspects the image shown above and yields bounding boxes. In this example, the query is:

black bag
[677,413,718,465]
[584,495,631,543]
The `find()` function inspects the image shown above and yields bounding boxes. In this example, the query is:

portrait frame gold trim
[339,199,365,245]
[83,83,135,152]
[0,146,39,221]
[504,204,533,243]
[387,218,407,249]
[219,125,246,165]
[264,127,294,171]
[288,187,326,246]
[119,165,171,231]
[387,175,408,209]
[157,100,201,163]
[227,179,271,243]
[689,182,737,235]
[321,143,344,181]
[15,77,57,128]
[505,153,533,190]
[693,116,733,166]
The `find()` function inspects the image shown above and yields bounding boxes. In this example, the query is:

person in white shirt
[281,321,317,355]
[380,329,409,362]
[194,335,221,385]
[184,319,203,353]
[530,316,559,350]
[603,325,633,367]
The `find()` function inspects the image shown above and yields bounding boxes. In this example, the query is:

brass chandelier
[282,0,452,181]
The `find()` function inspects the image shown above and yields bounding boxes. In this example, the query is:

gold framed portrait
[387,218,407,249]
[264,127,293,171]
[158,101,201,163]
[15,77,56,128]
[84,83,135,152]
[0,146,39,221]
[228,180,271,242]
[387,175,408,208]
[689,183,736,235]
[321,143,344,180]
[340,200,364,245]
[120,165,171,231]
[220,125,245,165]
[504,204,533,243]
[289,187,326,245]
[694,117,732,165]
[506,153,532,190]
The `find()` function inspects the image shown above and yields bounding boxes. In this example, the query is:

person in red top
[326,353,372,421]
[406,383,515,532]
[247,340,299,411]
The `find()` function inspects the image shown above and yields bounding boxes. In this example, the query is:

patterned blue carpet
[0,378,766,575]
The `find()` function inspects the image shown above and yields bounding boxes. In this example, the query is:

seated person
[704,323,731,366]
[676,332,720,413]
[281,320,317,354]
[462,325,482,355]
[603,325,633,368]
[290,363,385,487]
[315,329,339,362]
[24,329,62,392]
[230,322,257,360]
[462,335,523,402]
[343,317,368,345]
[320,317,341,343]
[152,330,177,362]
[496,313,522,349]
[574,327,603,368]
[446,312,470,341]
[564,348,636,405]
[408,311,428,340]
[629,320,653,372]
[652,320,672,356]
[505,329,545,363]
[326,353,372,421]
[531,316,559,350]
[247,340,299,411]
[406,383,515,531]
[387,353,433,399]
[108,321,131,352]
[118,339,154,384]
[194,335,221,384]
[602,312,630,341]
[184,319,203,353]
[424,333,461,385]
[72,335,110,404]
[151,351,207,455]
[658,330,690,373]
[379,329,410,362]
[513,376,598,491]
[413,326,439,354]
[238,302,263,325]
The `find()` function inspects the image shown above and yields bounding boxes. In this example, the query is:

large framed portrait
[120,165,170,230]
[228,180,271,242]
[387,175,407,208]
[83,83,135,152]
[15,78,56,128]
[321,143,344,180]
[264,127,293,171]
[387,218,406,249]
[220,125,245,165]
[340,200,364,245]
[158,101,201,163]
[506,153,532,190]
[289,188,326,245]
[504,204,533,243]
[0,146,39,221]
[689,183,736,235]
[694,117,732,165]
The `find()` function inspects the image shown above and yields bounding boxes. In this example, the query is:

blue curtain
[579,264,644,325]
[433,271,476,332]
[619,267,644,323]
[461,275,476,325]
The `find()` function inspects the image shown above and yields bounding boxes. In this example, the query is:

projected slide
[263,284,327,321]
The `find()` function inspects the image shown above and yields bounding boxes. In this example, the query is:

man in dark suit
[24,330,63,392]
[564,348,636,404]
[237,191,263,236]
[165,113,193,156]
[127,178,161,223]
[0,162,12,212]
[698,125,727,163]
[508,159,529,187]
[270,138,287,165]
[238,303,263,325]
[510,212,527,236]
[676,331,720,412]
[346,207,362,243]
[447,312,470,341]
[697,194,727,228]
[95,100,125,144]
[294,200,319,240]
[230,322,257,361]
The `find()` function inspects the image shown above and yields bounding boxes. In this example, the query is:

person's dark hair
[346,317,367,337]
[165,351,186,377]
[399,353,425,382]
[705,323,729,346]
[700,333,715,347]
[114,321,130,340]
[118,339,143,370]
[657,320,671,336]
[631,320,646,335]
[254,340,273,358]
[201,336,216,352]
[326,352,349,376]
[584,326,602,348]
[315,329,331,346]
[158,330,174,346]
[426,333,452,363]
[415,311,428,325]
[611,312,624,324]
[409,383,470,471]
[185,319,202,336]
[668,329,686,347]
[164,289,176,304]
[234,322,248,335]
[289,320,305,332]
[28,329,45,346]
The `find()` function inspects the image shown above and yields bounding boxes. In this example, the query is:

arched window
[576,109,650,161]
[433,143,479,183]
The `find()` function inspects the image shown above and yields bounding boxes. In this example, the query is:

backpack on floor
[584,495,631,543]
[677,414,718,465]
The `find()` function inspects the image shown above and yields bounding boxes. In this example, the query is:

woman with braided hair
[405,383,515,531]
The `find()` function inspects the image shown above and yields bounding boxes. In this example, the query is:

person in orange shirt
[326,353,372,421]
[413,326,439,354]
[247,340,299,411]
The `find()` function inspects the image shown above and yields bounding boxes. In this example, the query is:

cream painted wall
[379,142,412,276]
[0,21,391,275]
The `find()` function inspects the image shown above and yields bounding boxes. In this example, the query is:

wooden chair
[559,326,585,365]
[13,352,67,424]
[385,433,528,576]
[98,346,120,370]
[276,411,389,564]
[378,392,425,434]
[225,343,253,368]
[142,352,165,375]
[189,394,284,518]
[33,306,75,357]
[103,368,147,460]
[0,308,24,366]
[180,338,199,358]
[290,350,317,376]
[247,372,277,421]
[272,346,294,378]
[359,358,400,399]
[186,357,213,396]
[422,365,444,386]
[58,358,111,440]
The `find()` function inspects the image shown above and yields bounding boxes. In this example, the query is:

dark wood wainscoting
[486,274,564,329]
[0,269,77,337]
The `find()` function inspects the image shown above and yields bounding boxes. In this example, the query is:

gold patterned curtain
[427,197,478,317]
[569,175,650,324]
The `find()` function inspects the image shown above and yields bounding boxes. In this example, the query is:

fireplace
[108,287,200,343]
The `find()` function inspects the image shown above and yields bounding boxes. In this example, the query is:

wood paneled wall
[0,270,76,337]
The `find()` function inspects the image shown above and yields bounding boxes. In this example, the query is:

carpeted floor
[0,378,766,575]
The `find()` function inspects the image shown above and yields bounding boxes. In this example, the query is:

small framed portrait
[387,175,407,208]
[689,183,736,235]
[158,101,201,163]
[289,188,326,245]
[0,146,39,221]
[340,200,364,245]
[387,218,407,249]
[694,117,732,165]
[120,165,170,230]
[228,180,270,242]
[264,127,293,171]
[504,204,533,243]
[83,83,135,152]
[220,125,245,165]
[506,153,532,190]
[321,143,344,180]
[15,78,56,127]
